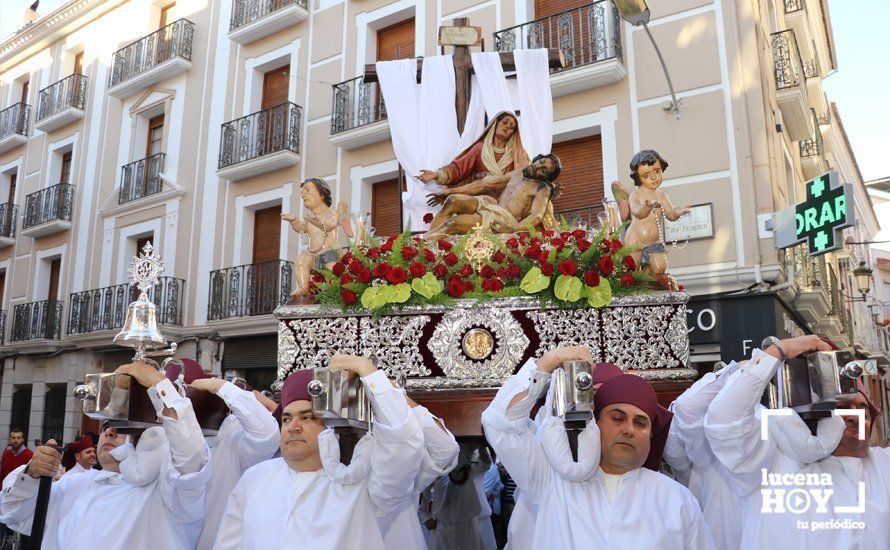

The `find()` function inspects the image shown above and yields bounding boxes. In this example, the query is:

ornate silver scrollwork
[601,305,682,370]
[359,315,431,379]
[527,309,603,358]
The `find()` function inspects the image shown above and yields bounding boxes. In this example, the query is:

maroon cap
[593,362,623,386]
[594,374,673,471]
[280,370,314,411]
[166,358,215,384]
[69,436,95,455]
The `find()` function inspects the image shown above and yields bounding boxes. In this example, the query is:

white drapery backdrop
[375,49,553,230]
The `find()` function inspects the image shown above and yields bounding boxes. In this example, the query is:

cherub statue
[281,178,352,302]
[611,150,689,289]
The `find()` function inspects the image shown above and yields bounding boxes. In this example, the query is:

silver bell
[113,295,167,354]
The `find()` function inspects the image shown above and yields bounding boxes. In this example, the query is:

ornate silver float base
[276,292,695,390]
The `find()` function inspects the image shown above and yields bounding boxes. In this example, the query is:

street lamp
[853,261,873,299]
[614,0,680,115]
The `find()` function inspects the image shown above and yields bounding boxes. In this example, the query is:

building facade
[0,0,886,445]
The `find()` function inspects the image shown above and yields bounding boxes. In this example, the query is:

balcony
[0,310,5,345]
[815,264,848,345]
[21,183,75,238]
[34,74,88,133]
[556,205,604,227]
[0,103,29,154]
[494,0,624,97]
[772,30,813,141]
[120,153,164,204]
[217,102,302,181]
[107,19,195,99]
[229,0,308,45]
[791,244,831,325]
[799,110,826,180]
[0,203,16,248]
[329,76,390,149]
[12,300,63,342]
[207,259,293,336]
[67,277,185,346]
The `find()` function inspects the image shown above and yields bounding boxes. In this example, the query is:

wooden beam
[362,48,565,83]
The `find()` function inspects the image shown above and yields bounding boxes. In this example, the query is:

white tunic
[382,405,459,550]
[704,348,890,550]
[0,379,210,549]
[61,462,91,479]
[482,359,716,550]
[198,382,280,550]
[665,363,744,550]
[214,370,425,550]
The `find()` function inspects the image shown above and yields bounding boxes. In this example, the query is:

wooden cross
[363,18,564,134]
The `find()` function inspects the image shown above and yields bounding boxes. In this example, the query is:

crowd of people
[0,334,885,549]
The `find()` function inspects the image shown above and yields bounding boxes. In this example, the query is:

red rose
[481,278,494,292]
[381,240,394,253]
[576,238,591,253]
[493,250,506,264]
[496,266,507,278]
[460,264,474,277]
[551,238,565,250]
[678,284,685,291]
[423,213,434,224]
[340,273,353,285]
[506,264,521,278]
[525,245,542,259]
[538,249,551,264]
[480,265,495,278]
[433,264,448,278]
[572,229,586,240]
[401,246,417,260]
[530,237,542,247]
[490,278,504,291]
[622,256,636,271]
[367,248,380,260]
[332,262,346,276]
[540,262,554,276]
[341,252,354,264]
[583,270,600,287]
[444,252,459,266]
[409,262,427,277]
[341,289,357,304]
[607,239,622,253]
[373,263,392,278]
[560,231,571,240]
[357,268,372,284]
[447,279,466,297]
[557,260,577,276]
[387,267,408,284]
[348,259,362,273]
[506,237,519,249]
[543,230,555,238]
[438,239,453,251]
[599,256,614,276]
[311,274,324,283]
[621,274,635,287]
[424,249,436,262]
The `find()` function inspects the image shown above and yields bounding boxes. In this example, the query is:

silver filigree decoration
[128,242,164,297]
[527,309,603,358]
[359,315,431,379]
[285,317,359,372]
[278,321,298,374]
[428,309,529,382]
[601,305,681,370]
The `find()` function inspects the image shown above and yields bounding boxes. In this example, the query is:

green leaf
[386,283,412,304]
[411,272,443,299]
[584,278,612,308]
[360,286,388,309]
[554,275,583,302]
[520,267,551,294]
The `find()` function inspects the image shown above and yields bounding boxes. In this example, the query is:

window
[136,235,154,255]
[7,172,16,204]
[60,151,73,184]
[550,135,604,223]
[251,205,282,315]
[47,258,61,301]
[147,114,164,157]
[41,385,67,444]
[20,80,29,105]
[376,18,415,61]
[534,0,589,18]
[371,175,403,236]
[10,385,32,443]
[0,271,6,303]
[74,52,84,75]
[159,3,176,29]
[261,65,290,110]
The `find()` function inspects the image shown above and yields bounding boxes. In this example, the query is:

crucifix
[363,18,564,134]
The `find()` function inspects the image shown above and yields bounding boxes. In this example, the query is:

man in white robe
[703,334,890,549]
[170,359,280,550]
[0,361,211,549]
[215,355,425,549]
[61,436,96,479]
[482,346,715,549]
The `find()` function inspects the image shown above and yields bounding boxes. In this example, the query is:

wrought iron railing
[556,205,605,228]
[218,102,301,169]
[0,310,6,345]
[799,110,823,158]
[23,183,75,230]
[68,276,184,335]
[792,244,825,289]
[783,0,804,13]
[802,58,819,80]
[0,102,30,141]
[230,0,307,31]
[36,74,88,121]
[120,153,164,204]
[494,0,621,72]
[12,300,63,341]
[208,259,293,320]
[331,76,387,134]
[772,29,806,90]
[109,19,195,89]
[0,203,17,238]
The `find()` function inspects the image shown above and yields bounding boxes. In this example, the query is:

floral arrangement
[312,223,655,312]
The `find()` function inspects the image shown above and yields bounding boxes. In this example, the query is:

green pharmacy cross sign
[772,171,855,256]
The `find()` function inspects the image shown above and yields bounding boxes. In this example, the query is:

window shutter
[377,19,415,61]
[372,178,402,236]
[252,206,282,264]
[550,134,604,220]
[262,65,291,110]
